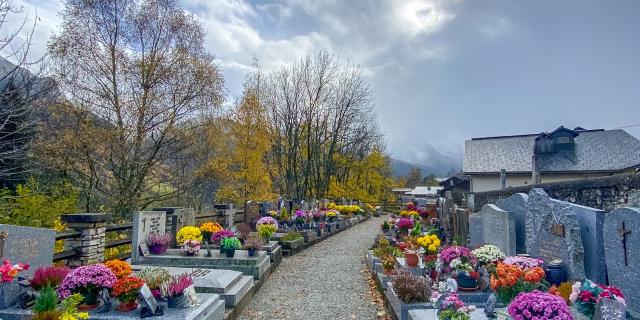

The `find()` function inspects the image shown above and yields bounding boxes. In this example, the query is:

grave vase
[405,252,419,268]
[149,244,167,255]
[247,248,256,257]
[167,294,187,308]
[225,248,236,258]
[545,263,567,285]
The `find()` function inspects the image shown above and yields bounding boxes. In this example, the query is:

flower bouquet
[257,216,279,229]
[58,264,117,308]
[147,232,171,254]
[490,262,548,304]
[439,246,478,290]
[0,260,30,308]
[199,222,222,243]
[137,267,171,300]
[312,210,324,222]
[507,290,572,319]
[160,273,193,308]
[294,210,306,225]
[211,229,235,245]
[30,266,69,291]
[570,279,625,318]
[111,276,145,312]
[471,245,505,266]
[396,218,414,232]
[432,292,475,320]
[104,260,132,279]
[325,209,338,222]
[182,240,201,256]
[502,256,543,269]
[416,234,441,254]
[176,226,203,246]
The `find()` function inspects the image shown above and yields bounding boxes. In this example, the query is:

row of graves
[0,202,373,320]
[367,188,638,320]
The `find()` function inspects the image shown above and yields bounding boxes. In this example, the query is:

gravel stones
[239,217,383,320]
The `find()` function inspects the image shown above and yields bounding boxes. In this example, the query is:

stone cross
[619,222,632,266]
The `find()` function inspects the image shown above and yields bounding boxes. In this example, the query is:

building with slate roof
[463,126,640,192]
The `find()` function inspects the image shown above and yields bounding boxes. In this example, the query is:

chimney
[532,154,541,184]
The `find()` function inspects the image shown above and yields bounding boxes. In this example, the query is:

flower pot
[226,248,236,258]
[455,272,478,290]
[117,301,138,312]
[76,289,100,310]
[545,263,567,285]
[167,294,186,308]
[220,247,226,255]
[149,244,167,255]
[247,248,256,257]
[405,252,419,268]
[185,251,196,256]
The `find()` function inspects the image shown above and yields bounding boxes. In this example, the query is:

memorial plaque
[131,211,166,264]
[525,189,585,280]
[604,207,640,317]
[138,284,160,313]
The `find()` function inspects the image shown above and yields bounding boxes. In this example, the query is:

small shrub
[391,270,430,303]
[34,286,58,314]
[281,231,303,241]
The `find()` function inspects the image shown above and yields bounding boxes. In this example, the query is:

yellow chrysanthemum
[176,226,203,245]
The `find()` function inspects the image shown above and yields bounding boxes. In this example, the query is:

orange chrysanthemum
[105,259,132,279]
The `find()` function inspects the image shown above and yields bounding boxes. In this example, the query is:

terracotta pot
[405,252,419,267]
[117,301,138,312]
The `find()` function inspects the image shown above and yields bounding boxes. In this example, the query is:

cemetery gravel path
[238,216,384,320]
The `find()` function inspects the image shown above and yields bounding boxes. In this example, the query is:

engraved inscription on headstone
[131,211,167,264]
[0,231,7,257]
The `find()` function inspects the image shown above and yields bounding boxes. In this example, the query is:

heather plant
[244,235,263,250]
[31,266,70,291]
[147,233,171,247]
[161,273,193,297]
[236,223,251,240]
[137,267,171,290]
[391,270,430,303]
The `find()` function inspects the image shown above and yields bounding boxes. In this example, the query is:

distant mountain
[391,150,463,178]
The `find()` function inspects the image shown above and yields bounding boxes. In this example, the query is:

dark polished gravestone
[496,192,529,254]
[604,207,640,318]
[0,224,56,308]
[525,188,585,280]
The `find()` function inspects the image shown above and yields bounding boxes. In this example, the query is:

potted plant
[212,229,236,254]
[569,279,626,318]
[256,223,277,243]
[508,291,571,319]
[30,266,69,291]
[147,233,171,254]
[104,259,132,279]
[221,237,242,258]
[490,262,548,304]
[391,270,430,303]
[198,222,222,243]
[396,218,414,235]
[111,276,145,312]
[137,267,171,300]
[471,245,505,266]
[244,235,262,257]
[161,274,193,308]
[57,264,117,310]
[381,254,396,275]
[33,286,62,320]
[176,226,203,246]
[0,260,29,309]
[182,239,201,256]
[294,210,305,226]
[325,209,338,222]
[432,292,475,320]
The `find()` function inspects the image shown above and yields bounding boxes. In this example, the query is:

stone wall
[471,172,640,212]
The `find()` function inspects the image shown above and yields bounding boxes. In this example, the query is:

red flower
[470,271,479,279]
[578,290,594,302]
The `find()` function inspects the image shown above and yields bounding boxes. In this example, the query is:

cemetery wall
[471,172,640,212]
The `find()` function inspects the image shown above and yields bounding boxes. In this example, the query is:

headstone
[416,199,427,207]
[468,213,484,248]
[0,225,55,277]
[569,202,606,284]
[131,211,166,264]
[0,224,56,308]
[245,201,259,224]
[496,193,529,254]
[593,298,626,320]
[478,204,516,256]
[526,188,585,280]
[628,190,640,207]
[604,207,640,317]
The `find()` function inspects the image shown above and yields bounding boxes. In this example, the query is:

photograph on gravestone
[604,207,640,318]
[139,243,150,257]
[525,188,585,280]
[139,284,160,313]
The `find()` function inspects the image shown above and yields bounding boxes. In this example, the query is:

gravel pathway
[238,217,383,320]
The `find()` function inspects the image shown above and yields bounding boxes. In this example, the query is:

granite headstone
[131,211,166,264]
[526,188,585,280]
[479,204,516,256]
[604,207,640,317]
[468,212,484,248]
[496,192,529,254]
[0,224,56,308]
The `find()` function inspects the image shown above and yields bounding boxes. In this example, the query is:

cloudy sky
[9,0,640,168]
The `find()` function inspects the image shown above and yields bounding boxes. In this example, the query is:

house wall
[469,172,611,193]
[471,172,640,212]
